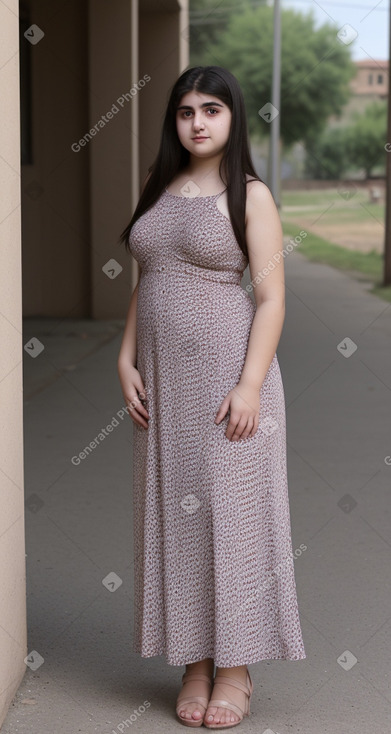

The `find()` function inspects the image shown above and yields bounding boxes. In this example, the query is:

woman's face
[175,90,232,158]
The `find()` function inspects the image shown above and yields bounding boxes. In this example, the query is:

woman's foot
[176,658,215,725]
[204,665,249,727]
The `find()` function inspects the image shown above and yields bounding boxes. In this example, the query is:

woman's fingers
[216,385,260,442]
[236,416,255,441]
[125,388,150,429]
[214,394,230,424]
[226,414,249,441]
[129,406,149,429]
[127,395,149,428]
[117,363,150,429]
[248,416,259,438]
[225,410,259,441]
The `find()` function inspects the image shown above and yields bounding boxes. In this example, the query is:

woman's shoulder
[244,174,274,209]
[243,175,276,228]
[244,173,271,197]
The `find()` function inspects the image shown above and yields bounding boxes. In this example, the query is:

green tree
[344,101,387,178]
[304,126,351,180]
[189,3,356,150]
[189,0,266,66]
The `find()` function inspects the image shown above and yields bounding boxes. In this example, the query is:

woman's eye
[181,108,218,118]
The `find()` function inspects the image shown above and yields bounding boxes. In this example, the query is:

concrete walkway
[2,246,391,733]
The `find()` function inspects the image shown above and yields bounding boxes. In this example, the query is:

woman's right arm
[117,276,149,429]
[117,169,151,369]
[117,171,151,428]
[117,275,140,370]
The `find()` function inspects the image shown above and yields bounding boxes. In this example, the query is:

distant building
[329,59,387,127]
[350,59,387,99]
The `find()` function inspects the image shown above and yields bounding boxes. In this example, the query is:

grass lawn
[281,187,381,209]
[281,188,383,224]
[282,221,391,302]
[281,188,391,302]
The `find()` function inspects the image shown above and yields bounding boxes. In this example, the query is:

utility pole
[384,0,391,285]
[269,0,281,208]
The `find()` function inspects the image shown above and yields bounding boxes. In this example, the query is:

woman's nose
[193,116,204,130]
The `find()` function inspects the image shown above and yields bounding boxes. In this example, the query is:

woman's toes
[213,707,221,723]
[217,707,226,723]
[179,704,203,720]
[205,704,239,724]
[205,705,218,723]
[220,707,237,724]
[222,707,232,724]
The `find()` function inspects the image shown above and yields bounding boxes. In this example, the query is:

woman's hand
[117,360,149,429]
[214,380,260,441]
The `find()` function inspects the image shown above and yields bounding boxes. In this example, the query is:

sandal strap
[213,673,251,696]
[181,671,214,685]
[206,673,252,719]
[206,697,244,720]
[176,672,213,712]
[176,694,210,710]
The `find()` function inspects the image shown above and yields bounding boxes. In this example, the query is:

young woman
[117,65,306,730]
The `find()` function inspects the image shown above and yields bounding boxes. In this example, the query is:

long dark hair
[118,65,264,260]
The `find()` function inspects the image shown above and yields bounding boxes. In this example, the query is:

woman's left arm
[238,180,285,391]
[214,181,285,441]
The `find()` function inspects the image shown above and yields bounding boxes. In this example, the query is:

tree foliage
[188,0,251,59]
[304,127,351,179]
[304,101,387,179]
[344,101,387,178]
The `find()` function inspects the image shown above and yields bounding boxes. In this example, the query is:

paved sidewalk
[2,247,391,733]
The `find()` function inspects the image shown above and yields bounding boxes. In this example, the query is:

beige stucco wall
[0,0,28,727]
[0,0,187,726]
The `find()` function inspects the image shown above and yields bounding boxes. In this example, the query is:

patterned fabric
[127,188,306,666]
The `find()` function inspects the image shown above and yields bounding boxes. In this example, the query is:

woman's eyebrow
[176,102,224,111]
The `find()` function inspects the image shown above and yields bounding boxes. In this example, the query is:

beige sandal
[176,670,214,727]
[203,669,253,729]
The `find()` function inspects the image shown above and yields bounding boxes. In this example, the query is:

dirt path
[283,214,383,253]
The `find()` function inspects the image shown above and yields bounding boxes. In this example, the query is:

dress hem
[133,647,307,667]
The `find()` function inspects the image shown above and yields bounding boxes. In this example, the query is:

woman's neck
[184,157,226,187]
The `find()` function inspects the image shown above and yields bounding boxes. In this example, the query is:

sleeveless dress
[127,186,306,666]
